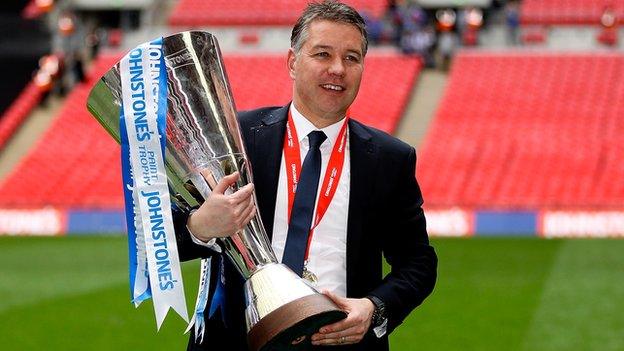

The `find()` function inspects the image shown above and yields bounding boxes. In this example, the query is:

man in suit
[175,1,437,350]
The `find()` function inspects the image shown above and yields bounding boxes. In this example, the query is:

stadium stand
[0,52,421,208]
[168,0,386,26]
[520,0,624,25]
[224,53,421,133]
[418,52,624,209]
[0,54,123,209]
[0,82,44,151]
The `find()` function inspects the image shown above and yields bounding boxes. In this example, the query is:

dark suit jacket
[174,105,437,351]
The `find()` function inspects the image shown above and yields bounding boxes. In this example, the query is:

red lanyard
[283,110,348,260]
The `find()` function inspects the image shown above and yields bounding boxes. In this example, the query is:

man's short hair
[291,0,369,56]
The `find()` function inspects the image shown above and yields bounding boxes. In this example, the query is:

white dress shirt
[271,104,350,297]
[190,104,351,296]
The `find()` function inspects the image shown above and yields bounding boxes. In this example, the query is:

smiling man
[179,1,437,350]
[288,18,364,128]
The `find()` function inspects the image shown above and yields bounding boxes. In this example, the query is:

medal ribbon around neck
[283,109,349,262]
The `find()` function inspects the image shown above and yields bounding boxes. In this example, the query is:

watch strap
[367,295,387,326]
[366,295,388,337]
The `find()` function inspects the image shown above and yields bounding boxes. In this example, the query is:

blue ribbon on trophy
[208,256,226,323]
[120,104,151,305]
[119,37,188,329]
[186,255,227,342]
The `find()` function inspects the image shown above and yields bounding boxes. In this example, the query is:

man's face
[288,20,364,127]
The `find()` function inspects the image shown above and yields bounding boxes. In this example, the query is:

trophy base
[248,293,347,351]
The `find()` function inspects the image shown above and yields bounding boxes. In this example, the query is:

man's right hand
[186,171,256,242]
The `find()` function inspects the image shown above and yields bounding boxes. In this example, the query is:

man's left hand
[311,290,374,346]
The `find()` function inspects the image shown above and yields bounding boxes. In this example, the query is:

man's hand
[311,290,375,346]
[187,171,256,241]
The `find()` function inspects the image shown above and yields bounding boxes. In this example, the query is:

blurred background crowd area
[0,0,623,238]
[2,0,622,102]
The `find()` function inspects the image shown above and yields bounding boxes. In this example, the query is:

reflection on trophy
[86,31,346,350]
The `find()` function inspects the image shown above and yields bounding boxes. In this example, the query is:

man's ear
[287,48,296,80]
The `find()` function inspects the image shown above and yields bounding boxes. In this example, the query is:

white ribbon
[120,38,188,329]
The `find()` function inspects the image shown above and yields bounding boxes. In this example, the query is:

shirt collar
[290,103,347,147]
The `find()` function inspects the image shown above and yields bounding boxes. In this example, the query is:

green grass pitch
[1,236,623,350]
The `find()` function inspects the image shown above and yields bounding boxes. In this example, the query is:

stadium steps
[395,69,448,149]
[0,96,63,181]
[0,82,45,152]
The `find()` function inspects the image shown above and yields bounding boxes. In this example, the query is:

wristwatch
[367,295,388,337]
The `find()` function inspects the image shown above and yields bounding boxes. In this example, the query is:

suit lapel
[249,105,289,240]
[346,120,379,296]
[247,111,380,296]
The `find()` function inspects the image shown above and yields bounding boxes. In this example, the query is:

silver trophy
[87,31,346,350]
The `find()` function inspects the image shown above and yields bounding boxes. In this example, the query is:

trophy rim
[247,293,347,351]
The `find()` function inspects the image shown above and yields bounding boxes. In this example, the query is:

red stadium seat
[521,0,624,25]
[418,52,624,209]
[0,52,421,209]
[168,0,386,26]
